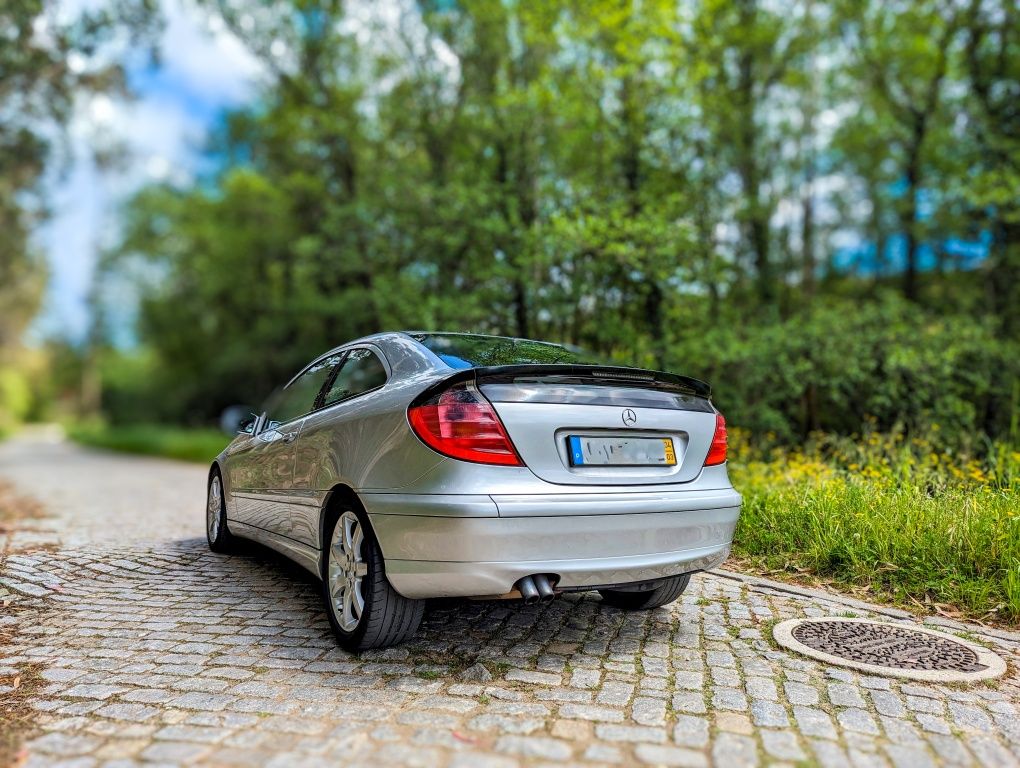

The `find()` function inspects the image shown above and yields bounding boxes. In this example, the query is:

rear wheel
[322,507,424,651]
[206,469,235,553]
[598,573,691,610]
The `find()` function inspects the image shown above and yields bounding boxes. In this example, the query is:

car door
[239,353,344,538]
[290,347,390,546]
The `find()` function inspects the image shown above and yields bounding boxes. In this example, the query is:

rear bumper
[362,489,740,599]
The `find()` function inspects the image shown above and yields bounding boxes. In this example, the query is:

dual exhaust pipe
[516,574,556,605]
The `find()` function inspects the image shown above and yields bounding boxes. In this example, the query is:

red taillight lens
[408,382,523,466]
[704,412,727,466]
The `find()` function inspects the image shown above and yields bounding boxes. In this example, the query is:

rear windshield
[411,333,601,369]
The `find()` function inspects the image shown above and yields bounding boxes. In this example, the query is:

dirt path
[1,431,1019,767]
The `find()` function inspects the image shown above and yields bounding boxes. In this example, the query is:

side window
[322,349,387,407]
[267,354,343,426]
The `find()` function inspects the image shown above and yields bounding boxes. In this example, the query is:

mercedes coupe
[206,332,741,650]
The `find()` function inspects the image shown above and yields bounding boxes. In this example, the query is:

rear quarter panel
[287,341,451,546]
[294,376,446,494]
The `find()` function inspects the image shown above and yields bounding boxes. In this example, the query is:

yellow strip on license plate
[663,439,676,465]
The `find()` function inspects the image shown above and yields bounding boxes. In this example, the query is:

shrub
[674,294,1018,451]
[67,423,229,464]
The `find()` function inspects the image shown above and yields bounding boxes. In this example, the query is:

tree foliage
[88,0,1018,446]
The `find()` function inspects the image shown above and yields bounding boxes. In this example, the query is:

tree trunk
[735,2,772,306]
[695,196,720,317]
[800,40,817,300]
[902,130,922,302]
[801,187,815,297]
[619,72,664,361]
[513,278,529,338]
[989,219,1020,338]
[644,283,665,368]
[802,382,819,436]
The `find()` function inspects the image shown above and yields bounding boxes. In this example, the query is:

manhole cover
[773,618,1006,682]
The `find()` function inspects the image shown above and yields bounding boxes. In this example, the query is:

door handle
[282,432,298,444]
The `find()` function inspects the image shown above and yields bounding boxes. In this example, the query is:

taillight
[704,412,727,465]
[408,381,523,466]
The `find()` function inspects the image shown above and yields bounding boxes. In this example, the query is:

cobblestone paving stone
[3,433,1020,767]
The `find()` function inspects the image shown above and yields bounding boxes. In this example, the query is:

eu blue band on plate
[568,435,584,466]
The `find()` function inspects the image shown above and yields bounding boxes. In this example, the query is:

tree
[839,0,962,302]
[97,0,1018,446]
[0,0,157,424]
[684,0,815,308]
[963,0,1020,335]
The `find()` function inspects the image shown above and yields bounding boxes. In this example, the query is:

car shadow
[186,534,615,673]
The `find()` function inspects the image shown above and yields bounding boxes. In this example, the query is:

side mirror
[220,405,257,436]
[258,422,283,443]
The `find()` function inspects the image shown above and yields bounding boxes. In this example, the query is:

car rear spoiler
[472,365,711,398]
[409,364,712,411]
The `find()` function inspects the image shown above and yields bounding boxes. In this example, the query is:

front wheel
[206,469,236,553]
[322,507,424,651]
[598,573,691,610]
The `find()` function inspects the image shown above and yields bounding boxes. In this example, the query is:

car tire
[322,505,424,651]
[598,573,691,610]
[206,468,236,553]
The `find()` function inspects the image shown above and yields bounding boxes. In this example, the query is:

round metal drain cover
[773,618,1006,682]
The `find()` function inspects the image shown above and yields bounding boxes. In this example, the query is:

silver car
[207,332,741,650]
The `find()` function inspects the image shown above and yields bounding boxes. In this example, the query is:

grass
[67,423,229,464]
[730,428,1020,624]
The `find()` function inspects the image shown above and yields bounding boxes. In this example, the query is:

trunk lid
[476,365,718,486]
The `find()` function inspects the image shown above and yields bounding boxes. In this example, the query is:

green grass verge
[67,423,229,464]
[730,431,1020,623]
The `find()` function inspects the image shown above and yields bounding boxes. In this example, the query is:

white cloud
[158,0,264,106]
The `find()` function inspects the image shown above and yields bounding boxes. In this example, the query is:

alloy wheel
[207,475,222,541]
[328,511,368,632]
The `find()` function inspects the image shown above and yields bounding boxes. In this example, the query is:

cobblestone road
[2,431,1020,767]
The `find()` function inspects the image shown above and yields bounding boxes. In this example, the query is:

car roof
[316,330,569,358]
[298,331,576,384]
[399,330,567,345]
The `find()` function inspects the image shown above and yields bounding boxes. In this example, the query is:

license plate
[567,435,677,467]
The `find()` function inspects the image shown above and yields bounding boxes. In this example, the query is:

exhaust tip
[533,574,556,603]
[516,576,540,605]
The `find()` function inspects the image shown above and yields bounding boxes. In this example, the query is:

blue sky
[32,0,262,343]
